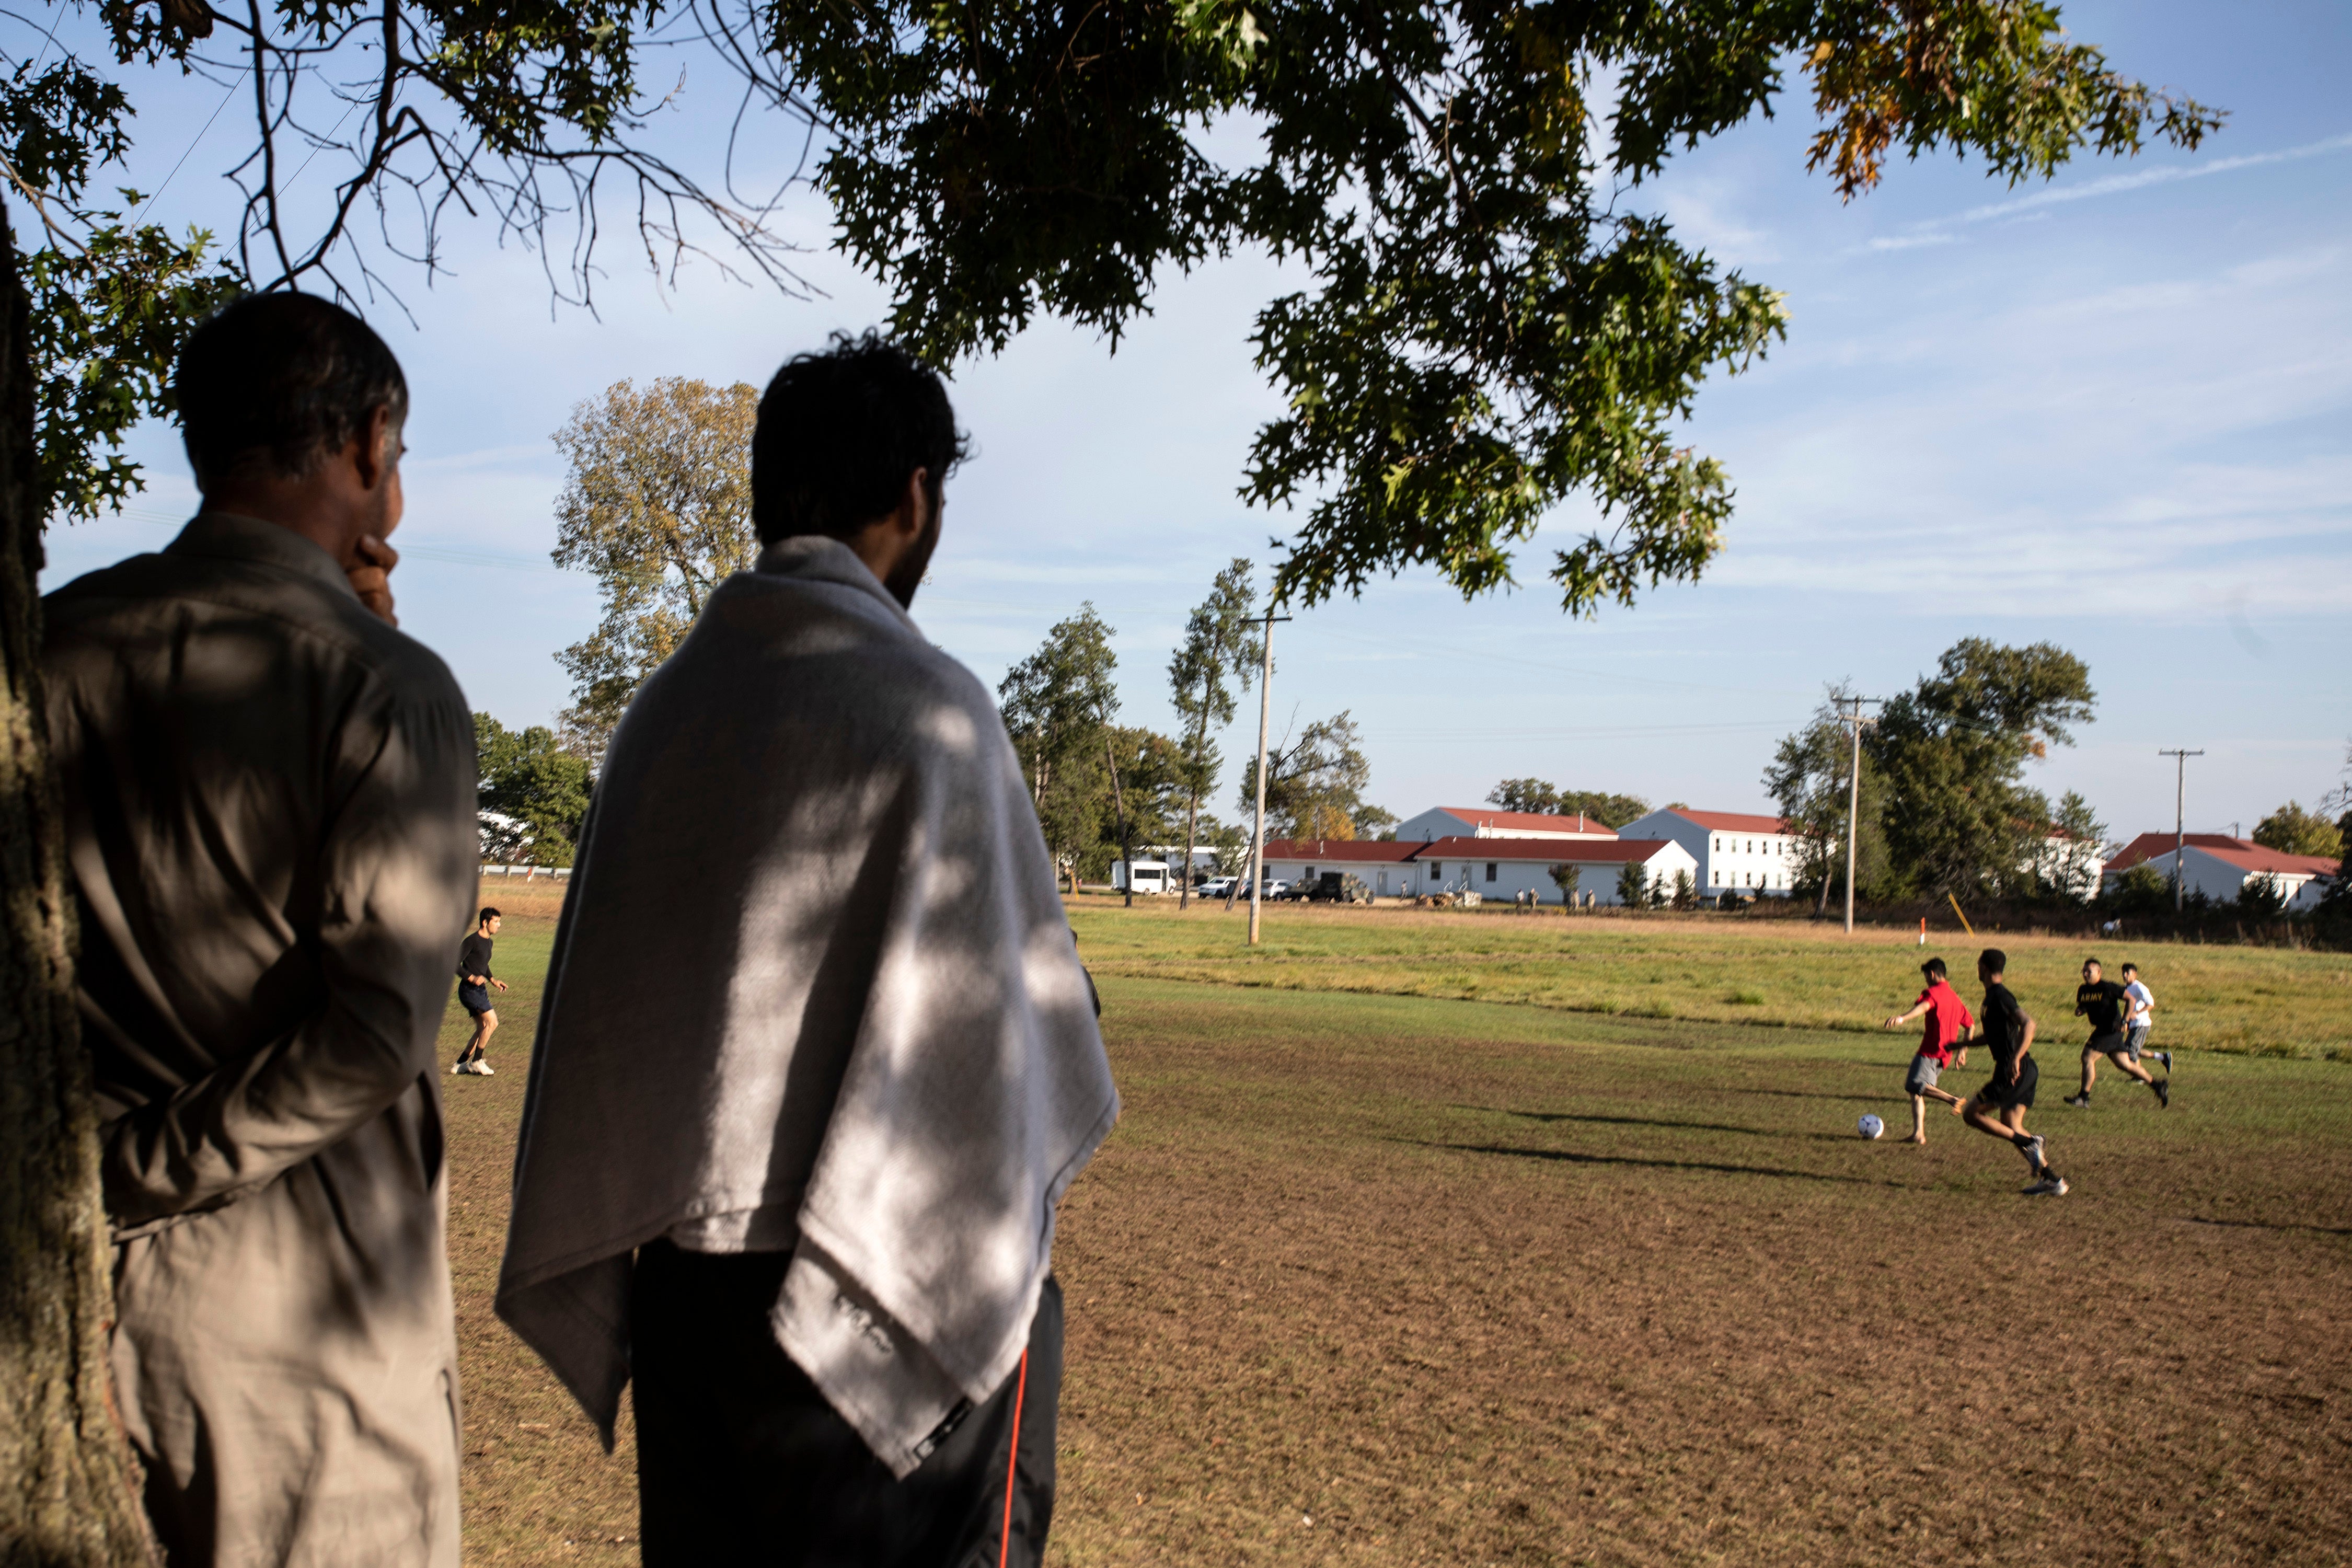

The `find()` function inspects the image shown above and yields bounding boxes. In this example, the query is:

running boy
[453,907,508,1075]
[1884,956,1974,1144]
[1962,949,2067,1196]
[2120,962,2169,1073]
[2064,956,2168,1109]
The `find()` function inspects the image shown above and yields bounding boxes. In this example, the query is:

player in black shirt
[1959,949,2068,1195]
[2063,956,2168,1110]
[453,907,508,1075]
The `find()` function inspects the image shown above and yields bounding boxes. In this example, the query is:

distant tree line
[1764,650,2352,924]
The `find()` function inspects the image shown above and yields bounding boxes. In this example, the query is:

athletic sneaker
[2153,1077,2169,1109]
[474,1062,496,1076]
[2023,1175,2070,1196]
[451,1060,467,1075]
[2064,1093,2090,1108]
[2158,1051,2173,1071]
[2023,1133,2047,1171]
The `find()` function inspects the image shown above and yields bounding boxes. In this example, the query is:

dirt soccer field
[442,896,2352,1565]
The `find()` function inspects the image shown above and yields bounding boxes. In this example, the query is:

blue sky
[29,0,2352,841]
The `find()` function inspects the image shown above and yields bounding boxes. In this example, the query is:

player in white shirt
[2119,962,2170,1074]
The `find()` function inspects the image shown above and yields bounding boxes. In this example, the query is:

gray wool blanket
[495,536,1118,1477]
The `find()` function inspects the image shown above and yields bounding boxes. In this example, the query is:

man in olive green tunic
[42,295,476,1565]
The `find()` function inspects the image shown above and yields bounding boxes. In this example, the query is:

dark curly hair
[751,331,970,546]
[175,292,409,489]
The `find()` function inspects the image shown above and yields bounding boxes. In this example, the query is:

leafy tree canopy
[2252,800,2343,859]
[548,376,759,759]
[1001,603,1122,879]
[1762,687,1892,907]
[1167,558,1261,902]
[1487,777,1647,826]
[781,0,2218,613]
[1238,710,1373,840]
[10,2,2217,618]
[1869,638,2096,898]
[474,712,594,867]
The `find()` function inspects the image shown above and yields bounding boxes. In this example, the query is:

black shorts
[458,982,493,1016]
[1978,1056,2038,1110]
[2088,1029,2128,1056]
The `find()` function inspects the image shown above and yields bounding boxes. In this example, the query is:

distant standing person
[2064,956,2167,1110]
[1962,949,2068,1196]
[1883,956,1974,1144]
[454,906,509,1075]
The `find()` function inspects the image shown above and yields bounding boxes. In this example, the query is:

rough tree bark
[0,198,159,1565]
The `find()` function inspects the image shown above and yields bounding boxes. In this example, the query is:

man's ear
[898,466,931,537]
[354,406,400,491]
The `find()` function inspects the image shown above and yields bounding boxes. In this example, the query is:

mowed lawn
[441,897,2352,1565]
[1070,900,2352,1060]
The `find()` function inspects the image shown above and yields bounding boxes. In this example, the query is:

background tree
[1869,639,2096,897]
[778,2,2217,616]
[2252,800,2343,859]
[2033,790,2108,904]
[1354,803,1400,839]
[1548,862,1581,908]
[475,713,594,872]
[1237,711,1373,840]
[1167,559,1261,908]
[1763,690,1889,913]
[1000,604,1120,892]
[1094,726,1190,895]
[2101,861,2171,917]
[1486,778,1647,826]
[549,377,758,760]
[1,197,159,1567]
[1616,860,1651,910]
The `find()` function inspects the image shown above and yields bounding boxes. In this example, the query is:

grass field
[1070,900,2352,1059]
[440,895,2352,1565]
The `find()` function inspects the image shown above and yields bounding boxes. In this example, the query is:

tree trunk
[0,198,162,1565]
[1103,737,1134,910]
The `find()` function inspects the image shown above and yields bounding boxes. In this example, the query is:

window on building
[1713,837,1721,851]
[1713,870,1721,885]
[1485,862,1497,882]
[1304,867,1316,881]
[1429,863,1442,880]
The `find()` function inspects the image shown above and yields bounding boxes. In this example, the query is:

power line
[129,69,250,230]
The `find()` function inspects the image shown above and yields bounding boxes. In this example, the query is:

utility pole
[2158,748,2204,913]
[1245,606,1293,948]
[1837,697,1882,935]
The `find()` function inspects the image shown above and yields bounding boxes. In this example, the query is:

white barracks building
[1616,807,1798,896]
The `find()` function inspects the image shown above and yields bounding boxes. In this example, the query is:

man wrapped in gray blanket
[498,332,1119,1567]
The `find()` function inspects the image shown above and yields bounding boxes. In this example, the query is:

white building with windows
[1394,806,1619,843]
[1615,808,1798,896]
[1256,839,1423,898]
[1407,836,1696,906]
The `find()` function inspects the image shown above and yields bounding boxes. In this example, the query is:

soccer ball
[1858,1114,1885,1140]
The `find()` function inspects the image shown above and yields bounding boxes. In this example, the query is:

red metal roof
[1405,836,1685,864]
[1658,808,1790,834]
[1427,807,1619,836]
[2105,832,2337,877]
[1259,839,1422,863]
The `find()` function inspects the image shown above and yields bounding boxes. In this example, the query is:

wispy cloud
[1866,129,2352,252]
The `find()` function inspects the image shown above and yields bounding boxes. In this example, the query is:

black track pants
[630,1240,1061,1567]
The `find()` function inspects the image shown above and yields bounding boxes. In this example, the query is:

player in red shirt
[1884,956,1975,1144]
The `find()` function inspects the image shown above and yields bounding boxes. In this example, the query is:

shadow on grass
[1452,1105,1857,1144]
[1404,1139,1888,1186]
[2181,1215,2352,1239]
